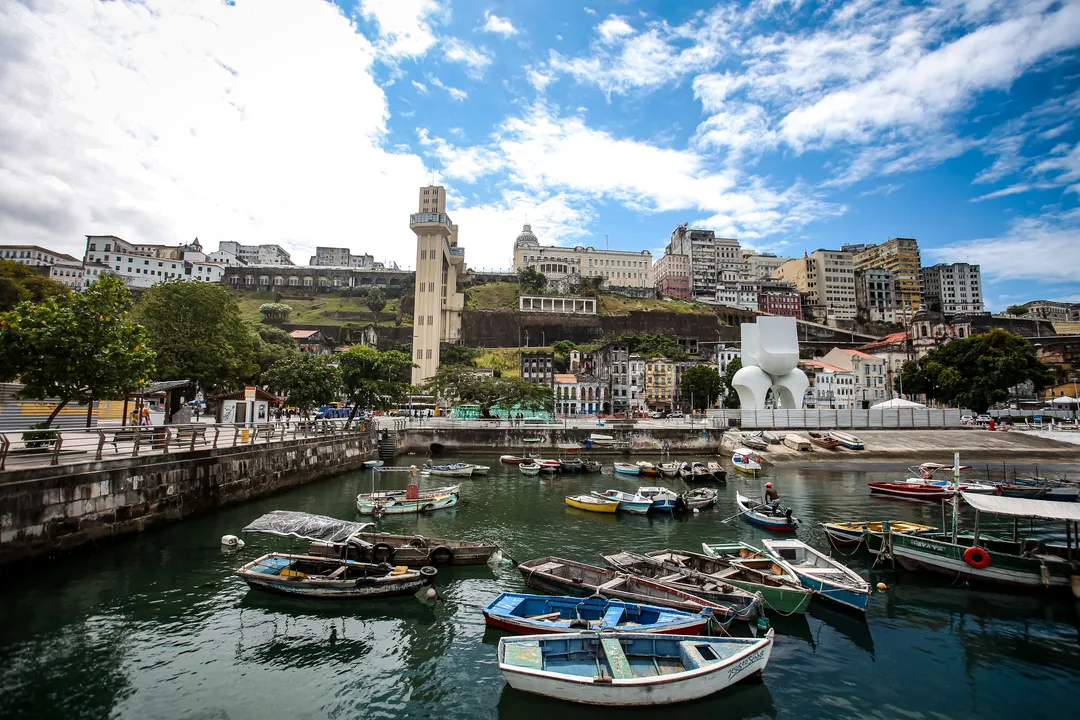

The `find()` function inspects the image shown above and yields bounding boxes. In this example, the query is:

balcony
[410,213,454,232]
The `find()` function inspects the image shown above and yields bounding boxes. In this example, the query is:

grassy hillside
[465,283,519,312]
[464,282,715,316]
[476,348,524,378]
[232,290,403,326]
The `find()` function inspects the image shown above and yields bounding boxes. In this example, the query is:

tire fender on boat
[429,545,454,567]
[372,543,396,564]
[963,546,991,569]
[408,535,428,548]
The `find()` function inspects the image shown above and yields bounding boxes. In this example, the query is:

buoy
[876,582,887,591]
[692,508,700,514]
[426,588,437,599]
[221,534,245,549]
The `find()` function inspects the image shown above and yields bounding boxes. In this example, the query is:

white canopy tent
[960,493,1080,522]
[871,398,927,409]
[1050,396,1079,405]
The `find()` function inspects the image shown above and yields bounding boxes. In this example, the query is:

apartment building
[775,250,857,322]
[653,252,691,300]
[857,331,910,399]
[82,236,226,289]
[521,351,555,387]
[309,247,376,268]
[757,281,802,319]
[1019,300,1078,323]
[513,224,652,288]
[218,241,293,266]
[919,263,983,315]
[848,238,921,320]
[802,360,855,409]
[742,250,793,280]
[854,268,896,323]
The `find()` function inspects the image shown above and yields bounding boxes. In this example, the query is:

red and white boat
[868,463,998,500]
[534,458,562,472]
[500,455,529,465]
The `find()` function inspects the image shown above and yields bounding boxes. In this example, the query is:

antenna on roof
[606,234,609,251]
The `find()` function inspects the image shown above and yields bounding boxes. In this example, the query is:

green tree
[518,266,548,294]
[0,276,155,426]
[441,344,479,366]
[136,281,256,396]
[897,329,1054,412]
[0,259,70,312]
[622,333,688,360]
[552,339,577,355]
[681,364,723,410]
[366,287,387,323]
[337,346,416,422]
[262,353,340,418]
[396,277,414,327]
[423,366,552,417]
[720,357,742,409]
[1006,305,1029,316]
[258,302,292,322]
[250,324,299,384]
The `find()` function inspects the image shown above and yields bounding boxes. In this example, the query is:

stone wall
[400,426,725,455]
[0,433,376,565]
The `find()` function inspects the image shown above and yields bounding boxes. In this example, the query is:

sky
[1,0,1079,311]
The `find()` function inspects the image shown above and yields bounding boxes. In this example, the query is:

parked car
[650,410,665,419]
[667,411,684,419]
[975,414,992,425]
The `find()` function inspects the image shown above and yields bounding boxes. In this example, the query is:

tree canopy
[720,357,742,409]
[621,333,688,360]
[518,266,547,293]
[423,365,552,417]
[262,353,339,417]
[258,302,292,322]
[896,329,1054,412]
[0,259,70,312]
[1005,305,1029,316]
[250,323,299,384]
[441,344,479,366]
[0,276,155,426]
[136,281,256,395]
[337,345,415,421]
[681,364,723,410]
[366,287,387,321]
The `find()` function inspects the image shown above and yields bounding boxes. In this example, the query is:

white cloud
[597,16,635,44]
[416,129,505,183]
[970,184,1032,202]
[1032,141,1080,184]
[584,7,597,16]
[1040,122,1074,140]
[442,37,492,77]
[481,12,517,38]
[411,80,428,93]
[428,76,468,101]
[360,0,445,59]
[0,0,430,269]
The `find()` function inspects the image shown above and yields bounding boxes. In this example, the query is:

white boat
[658,461,680,477]
[592,490,652,514]
[519,462,541,476]
[465,464,490,476]
[637,486,678,512]
[498,630,775,706]
[362,460,384,468]
[827,431,864,450]
[614,462,640,476]
[731,448,762,474]
[423,463,475,477]
[761,538,871,613]
[783,434,813,452]
[681,487,718,510]
[356,491,458,515]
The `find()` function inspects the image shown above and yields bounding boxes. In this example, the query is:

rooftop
[858,331,910,351]
[802,360,850,373]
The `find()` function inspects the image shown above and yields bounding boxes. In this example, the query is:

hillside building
[847,238,921,321]
[654,252,691,300]
[775,250,857,322]
[82,236,226,290]
[854,268,897,323]
[920,263,983,315]
[218,241,293,266]
[310,247,376,268]
[757,281,802,319]
[513,225,652,289]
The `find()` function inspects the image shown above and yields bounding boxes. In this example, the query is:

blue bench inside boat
[251,556,293,574]
[600,606,625,628]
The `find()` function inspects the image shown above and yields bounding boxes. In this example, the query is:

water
[2,454,1080,720]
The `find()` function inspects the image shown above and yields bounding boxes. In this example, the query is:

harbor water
[2,455,1079,720]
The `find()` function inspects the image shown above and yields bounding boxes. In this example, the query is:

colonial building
[289,329,333,355]
[410,185,466,385]
[821,348,889,408]
[920,263,983,315]
[82,236,226,290]
[521,351,555,387]
[801,359,854,409]
[47,261,85,289]
[847,238,921,321]
[644,358,676,410]
[1018,300,1077,323]
[857,331,910,399]
[0,244,81,268]
[518,296,597,314]
[554,373,606,415]
[653,252,691,300]
[854,268,896,323]
[513,224,653,289]
[757,281,802,319]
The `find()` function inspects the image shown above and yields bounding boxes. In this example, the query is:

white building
[857,331,910,399]
[802,360,855,409]
[82,235,227,290]
[554,373,606,415]
[714,344,741,375]
[49,261,85,289]
[218,241,293,266]
[0,245,81,268]
[920,262,983,315]
[822,348,889,407]
[742,250,793,280]
[513,224,653,289]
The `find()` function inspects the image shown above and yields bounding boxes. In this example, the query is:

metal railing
[0,419,373,471]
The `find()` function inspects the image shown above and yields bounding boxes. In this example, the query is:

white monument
[732,317,808,409]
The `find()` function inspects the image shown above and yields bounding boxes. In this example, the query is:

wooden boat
[593,490,652,515]
[561,458,585,472]
[681,487,717,510]
[731,449,762,474]
[497,630,775,706]
[356,485,458,515]
[741,433,769,451]
[701,541,806,598]
[735,491,798,531]
[519,462,541,476]
[691,462,714,482]
[997,483,1049,499]
[638,486,679,512]
[484,593,713,636]
[535,458,562,472]
[783,434,813,451]
[614,462,640,476]
[651,548,813,615]
[677,462,693,480]
[500,454,529,465]
[761,538,870,613]
[1012,478,1080,502]
[706,462,727,482]
[808,431,842,449]
[869,495,1080,591]
[600,551,760,620]
[357,485,459,500]
[762,431,785,445]
[242,510,499,567]
[658,461,680,477]
[464,464,490,475]
[235,553,437,599]
[566,494,619,513]
[867,481,954,500]
[362,459,384,468]
[583,460,603,473]
[517,557,742,620]
[827,431,864,450]
[636,461,660,477]
[821,520,937,550]
[590,433,615,444]
[423,463,475,477]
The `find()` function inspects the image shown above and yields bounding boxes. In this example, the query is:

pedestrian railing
[0,419,373,471]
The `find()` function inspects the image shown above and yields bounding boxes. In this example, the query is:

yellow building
[850,238,921,321]
[774,250,856,322]
[644,358,675,409]
[410,185,465,385]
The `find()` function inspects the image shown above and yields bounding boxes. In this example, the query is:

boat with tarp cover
[235,553,437,599]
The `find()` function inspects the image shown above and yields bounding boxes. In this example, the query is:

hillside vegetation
[464,282,715,316]
[232,290,403,326]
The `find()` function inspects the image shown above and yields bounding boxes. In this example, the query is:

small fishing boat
[677,462,693,480]
[500,454,529,465]
[362,459,384,468]
[761,538,871,613]
[706,462,727,482]
[658,461,680,477]
[638,486,679,512]
[741,433,769,451]
[590,433,615,444]
[808,431,842,449]
[821,520,937,550]
[636,461,660,477]
[522,436,546,444]
[519,462,541,476]
[997,483,1049,499]
[647,548,813,615]
[783,434,813,451]
[497,630,775,707]
[464,464,490,476]
[235,553,437,599]
[1011,477,1080,502]
[356,491,458,515]
[535,458,562,472]
[734,491,798,531]
[700,541,808,611]
[423,463,475,477]
[566,494,619,513]
[866,481,954,500]
[560,458,585,472]
[762,431,785,445]
[357,485,460,500]
[483,593,713,635]
[681,487,717,510]
[869,463,997,500]
[731,449,762,474]
[517,557,741,620]
[691,462,714,482]
[614,462,640,476]
[827,431,864,450]
[600,551,760,620]
[593,490,652,515]
[583,459,603,473]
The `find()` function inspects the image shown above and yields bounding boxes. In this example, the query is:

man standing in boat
[764,482,781,514]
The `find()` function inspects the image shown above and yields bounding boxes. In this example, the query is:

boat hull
[614,464,640,476]
[356,494,457,515]
[735,492,797,532]
[483,594,710,636]
[566,496,618,513]
[519,465,541,476]
[236,554,432,599]
[867,482,952,500]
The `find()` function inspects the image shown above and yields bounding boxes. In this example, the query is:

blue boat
[638,486,678,512]
[482,593,713,636]
[735,492,798,531]
[762,538,870,613]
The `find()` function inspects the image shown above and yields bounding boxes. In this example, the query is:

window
[426,349,432,360]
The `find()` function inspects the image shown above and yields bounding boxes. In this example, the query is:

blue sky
[2,0,1079,311]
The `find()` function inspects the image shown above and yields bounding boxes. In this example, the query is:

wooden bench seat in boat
[600,606,625,627]
[709,566,741,579]
[598,578,627,591]
[600,638,634,679]
[798,567,845,575]
[529,562,564,574]
[679,641,724,669]
[656,572,687,583]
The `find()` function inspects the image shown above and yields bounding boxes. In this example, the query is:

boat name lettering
[727,649,764,679]
[907,539,945,553]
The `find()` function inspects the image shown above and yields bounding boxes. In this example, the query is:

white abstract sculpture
[732,317,808,410]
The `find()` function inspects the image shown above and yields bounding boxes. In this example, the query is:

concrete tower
[410,185,465,385]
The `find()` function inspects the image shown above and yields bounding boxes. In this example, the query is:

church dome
[515,223,539,246]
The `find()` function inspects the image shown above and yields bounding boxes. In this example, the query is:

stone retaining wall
[0,433,376,565]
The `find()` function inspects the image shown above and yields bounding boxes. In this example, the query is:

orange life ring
[963,546,991,569]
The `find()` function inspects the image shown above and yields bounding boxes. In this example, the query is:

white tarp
[871,398,927,409]
[960,493,1080,522]
[243,510,374,544]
